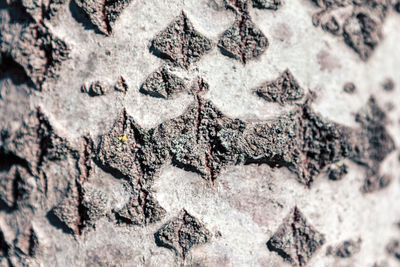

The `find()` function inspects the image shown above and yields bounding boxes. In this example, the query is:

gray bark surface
[1,0,400,266]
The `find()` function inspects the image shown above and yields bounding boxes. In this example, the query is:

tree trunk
[1,0,400,266]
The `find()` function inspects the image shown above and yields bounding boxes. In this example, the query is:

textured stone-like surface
[74,0,132,35]
[218,0,269,64]
[1,0,400,266]
[309,0,393,60]
[1,108,72,174]
[155,209,211,258]
[96,92,394,188]
[0,165,32,210]
[0,23,70,91]
[267,207,325,266]
[327,162,348,181]
[140,67,187,99]
[150,11,213,69]
[113,184,166,226]
[81,77,128,96]
[218,18,268,64]
[50,188,81,234]
[21,0,67,23]
[252,0,281,10]
[254,69,304,105]
[326,238,362,258]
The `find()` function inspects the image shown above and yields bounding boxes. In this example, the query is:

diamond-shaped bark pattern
[3,108,71,174]
[150,12,213,69]
[218,17,268,64]
[354,97,395,168]
[218,0,273,64]
[96,109,167,226]
[74,0,132,35]
[267,207,325,266]
[51,189,81,234]
[293,103,354,186]
[343,12,381,61]
[0,223,38,262]
[96,89,394,188]
[154,209,211,258]
[0,108,91,237]
[0,165,32,210]
[114,187,166,226]
[140,67,187,99]
[21,0,67,23]
[96,109,144,179]
[310,0,391,61]
[255,69,304,105]
[166,99,246,182]
[0,24,70,90]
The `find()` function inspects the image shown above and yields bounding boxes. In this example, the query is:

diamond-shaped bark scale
[308,0,390,61]
[74,0,132,35]
[114,188,166,226]
[267,207,325,266]
[255,69,304,105]
[50,189,80,234]
[96,109,143,180]
[218,17,269,64]
[343,12,381,61]
[150,11,213,69]
[0,165,31,210]
[140,66,187,99]
[154,209,211,258]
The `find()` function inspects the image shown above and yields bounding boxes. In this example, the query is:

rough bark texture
[1,0,400,266]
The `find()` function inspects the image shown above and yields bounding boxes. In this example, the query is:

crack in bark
[118,76,128,92]
[236,1,250,64]
[102,0,112,35]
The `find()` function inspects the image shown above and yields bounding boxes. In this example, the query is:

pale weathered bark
[1,0,400,266]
